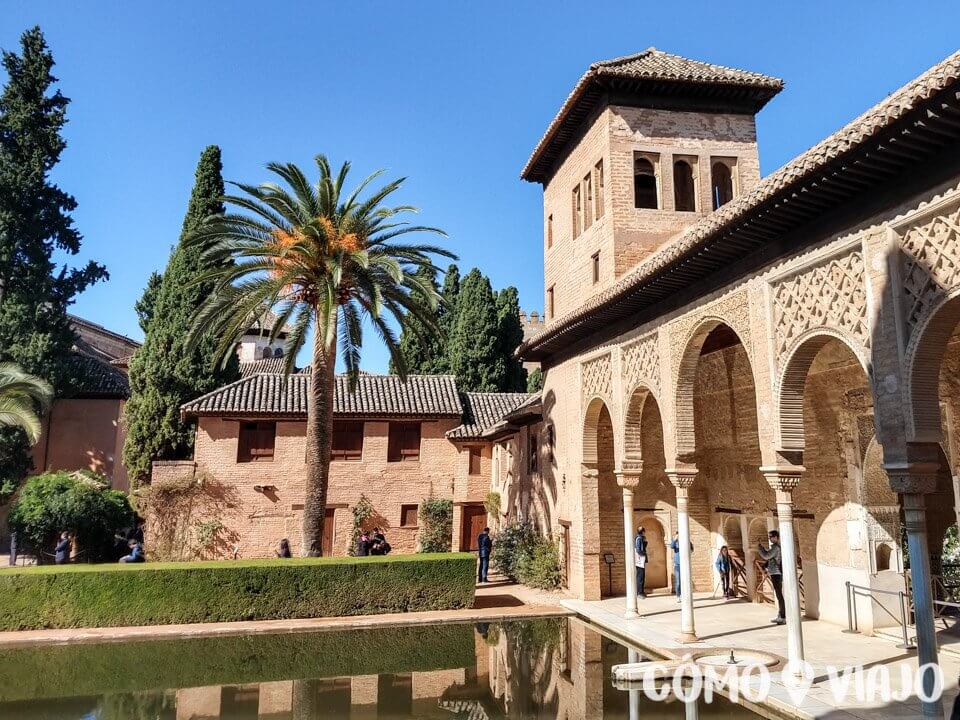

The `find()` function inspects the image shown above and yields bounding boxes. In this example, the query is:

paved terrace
[564,590,960,719]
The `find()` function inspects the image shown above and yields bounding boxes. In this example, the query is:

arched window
[273,347,284,358]
[261,347,272,359]
[633,157,658,209]
[875,543,892,572]
[711,162,734,209]
[673,160,696,212]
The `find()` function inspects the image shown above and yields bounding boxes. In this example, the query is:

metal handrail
[844,580,915,649]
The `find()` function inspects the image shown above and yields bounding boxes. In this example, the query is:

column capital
[665,465,697,490]
[760,465,805,493]
[615,460,643,489]
[884,462,940,494]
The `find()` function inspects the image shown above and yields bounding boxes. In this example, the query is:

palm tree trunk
[302,322,336,556]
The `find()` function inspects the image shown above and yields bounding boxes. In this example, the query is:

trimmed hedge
[0,623,475,702]
[0,553,476,630]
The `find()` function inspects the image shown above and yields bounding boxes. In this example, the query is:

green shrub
[515,537,561,589]
[491,522,560,589]
[0,622,474,702]
[418,497,453,552]
[347,494,374,556]
[0,553,476,631]
[7,470,134,562]
[491,521,536,580]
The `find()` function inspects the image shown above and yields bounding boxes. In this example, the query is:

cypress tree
[0,27,107,496]
[526,367,543,392]
[391,265,447,375]
[134,271,162,334]
[495,286,527,392]
[449,269,501,391]
[123,146,239,485]
[439,263,460,348]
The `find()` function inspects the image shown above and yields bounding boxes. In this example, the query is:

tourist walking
[634,527,647,598]
[477,526,492,583]
[275,538,292,558]
[356,531,372,557]
[670,532,693,602]
[758,530,785,624]
[54,531,71,565]
[715,545,732,598]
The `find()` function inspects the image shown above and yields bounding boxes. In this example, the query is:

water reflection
[0,618,755,719]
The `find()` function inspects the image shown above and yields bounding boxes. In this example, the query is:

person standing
[634,527,648,599]
[54,531,71,565]
[715,545,732,598]
[477,527,492,583]
[275,538,292,558]
[670,532,693,602]
[356,531,371,557]
[758,530,785,624]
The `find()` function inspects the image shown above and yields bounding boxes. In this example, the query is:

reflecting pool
[0,617,761,718]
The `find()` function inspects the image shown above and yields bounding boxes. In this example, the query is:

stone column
[616,463,642,618]
[740,514,757,598]
[761,466,805,673]
[666,466,698,643]
[887,460,941,718]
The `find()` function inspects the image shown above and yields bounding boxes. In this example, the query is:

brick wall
[149,417,491,558]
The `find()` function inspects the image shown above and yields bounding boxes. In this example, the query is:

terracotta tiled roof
[519,49,960,359]
[447,392,539,440]
[68,352,130,398]
[522,48,783,183]
[182,373,463,418]
[239,358,293,377]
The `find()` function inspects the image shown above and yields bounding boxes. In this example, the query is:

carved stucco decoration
[581,353,612,406]
[900,198,960,343]
[669,288,753,371]
[772,249,870,361]
[622,332,660,398]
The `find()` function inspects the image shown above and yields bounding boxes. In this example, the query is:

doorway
[636,515,667,589]
[460,504,487,551]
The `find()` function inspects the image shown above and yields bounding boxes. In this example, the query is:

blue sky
[3,2,959,371]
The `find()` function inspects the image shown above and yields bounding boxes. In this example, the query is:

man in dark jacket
[759,530,785,624]
[477,527,493,583]
[54,531,71,565]
[634,527,648,598]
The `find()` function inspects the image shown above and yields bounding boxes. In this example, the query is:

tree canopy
[0,27,107,496]
[123,145,240,485]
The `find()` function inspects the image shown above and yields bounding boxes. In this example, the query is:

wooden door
[460,505,487,551]
[322,509,335,556]
[638,516,667,589]
[561,525,571,588]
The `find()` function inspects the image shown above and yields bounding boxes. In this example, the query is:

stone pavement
[0,579,570,649]
[563,590,960,719]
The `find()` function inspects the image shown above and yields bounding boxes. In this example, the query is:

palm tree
[0,363,53,444]
[188,155,455,554]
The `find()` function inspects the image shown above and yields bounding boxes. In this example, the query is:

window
[711,161,735,209]
[571,185,582,238]
[594,160,605,219]
[388,422,421,462]
[547,214,553,249]
[633,154,659,209]
[528,432,538,473]
[261,346,272,359]
[673,160,696,212]
[591,252,600,285]
[273,347,284,358]
[583,173,593,231]
[547,286,555,319]
[546,424,555,464]
[400,504,418,527]
[331,420,364,461]
[468,446,482,475]
[237,421,276,462]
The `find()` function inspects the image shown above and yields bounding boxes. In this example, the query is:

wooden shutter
[388,422,421,461]
[332,421,364,461]
[400,504,418,527]
[238,421,275,462]
[468,447,482,475]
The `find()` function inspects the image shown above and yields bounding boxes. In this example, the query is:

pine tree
[449,268,501,391]
[495,286,527,392]
[391,265,447,375]
[134,271,162,334]
[0,27,107,496]
[123,146,239,484]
